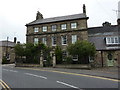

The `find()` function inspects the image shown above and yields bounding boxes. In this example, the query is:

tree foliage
[67,40,96,64]
[14,43,51,64]
[55,46,62,64]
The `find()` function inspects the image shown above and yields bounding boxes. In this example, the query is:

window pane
[114,37,118,43]
[106,37,111,44]
[72,35,77,44]
[71,23,77,29]
[111,37,114,43]
[52,36,56,46]
[34,27,39,32]
[42,26,47,32]
[52,25,57,31]
[42,37,47,45]
[34,38,39,44]
[62,36,67,45]
[61,24,67,30]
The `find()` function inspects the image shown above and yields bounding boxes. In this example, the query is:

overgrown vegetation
[14,43,52,65]
[55,46,62,64]
[67,40,96,64]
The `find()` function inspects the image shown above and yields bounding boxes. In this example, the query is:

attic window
[106,37,119,45]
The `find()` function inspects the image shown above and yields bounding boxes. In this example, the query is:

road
[1,65,119,90]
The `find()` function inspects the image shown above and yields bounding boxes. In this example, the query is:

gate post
[40,51,43,67]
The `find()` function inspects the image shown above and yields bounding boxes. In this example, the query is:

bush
[2,56,8,64]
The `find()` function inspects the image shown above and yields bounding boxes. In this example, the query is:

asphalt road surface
[1,65,119,90]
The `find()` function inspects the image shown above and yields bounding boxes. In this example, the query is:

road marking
[9,70,18,73]
[0,82,7,90]
[17,67,120,82]
[56,81,79,89]
[0,80,11,90]
[25,73,47,79]
[3,69,18,73]
[3,69,9,71]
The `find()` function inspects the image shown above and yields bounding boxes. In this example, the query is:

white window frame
[52,36,56,46]
[72,55,78,61]
[71,22,77,29]
[106,37,119,45]
[42,26,47,32]
[34,38,39,44]
[52,25,57,31]
[72,35,77,44]
[42,37,47,45]
[61,24,67,30]
[61,35,67,45]
[34,27,39,32]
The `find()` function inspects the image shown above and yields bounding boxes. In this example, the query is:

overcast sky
[0,0,119,43]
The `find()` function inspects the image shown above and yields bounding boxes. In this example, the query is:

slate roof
[26,13,88,26]
[0,41,16,47]
[88,25,119,35]
[88,25,120,50]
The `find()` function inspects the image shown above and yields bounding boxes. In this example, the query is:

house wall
[26,19,88,49]
[1,46,15,63]
[93,50,120,67]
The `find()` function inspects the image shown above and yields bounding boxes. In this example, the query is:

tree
[14,44,25,62]
[55,46,62,64]
[67,40,96,64]
[14,43,52,64]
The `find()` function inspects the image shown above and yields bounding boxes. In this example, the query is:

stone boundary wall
[55,64,91,69]
[15,63,40,67]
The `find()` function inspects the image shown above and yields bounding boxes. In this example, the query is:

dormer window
[106,37,119,45]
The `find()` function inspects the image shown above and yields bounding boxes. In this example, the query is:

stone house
[88,22,120,67]
[0,40,16,63]
[26,5,89,65]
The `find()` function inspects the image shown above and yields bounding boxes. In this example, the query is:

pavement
[37,67,119,80]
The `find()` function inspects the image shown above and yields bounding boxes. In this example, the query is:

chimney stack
[36,11,43,20]
[83,4,86,14]
[14,37,17,43]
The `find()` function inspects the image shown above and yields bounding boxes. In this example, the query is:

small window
[61,24,67,30]
[42,26,47,32]
[107,37,111,44]
[34,27,39,32]
[61,35,67,45]
[71,23,77,29]
[62,51,67,61]
[52,36,56,46]
[34,38,39,44]
[42,37,47,45]
[52,25,57,31]
[111,37,114,43]
[72,35,77,44]
[115,37,119,43]
[72,55,78,61]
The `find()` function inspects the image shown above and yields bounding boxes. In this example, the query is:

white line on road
[9,70,18,73]
[3,69,9,71]
[56,81,79,89]
[3,69,18,73]
[25,73,47,79]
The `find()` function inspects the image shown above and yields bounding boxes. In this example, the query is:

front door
[107,53,114,66]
